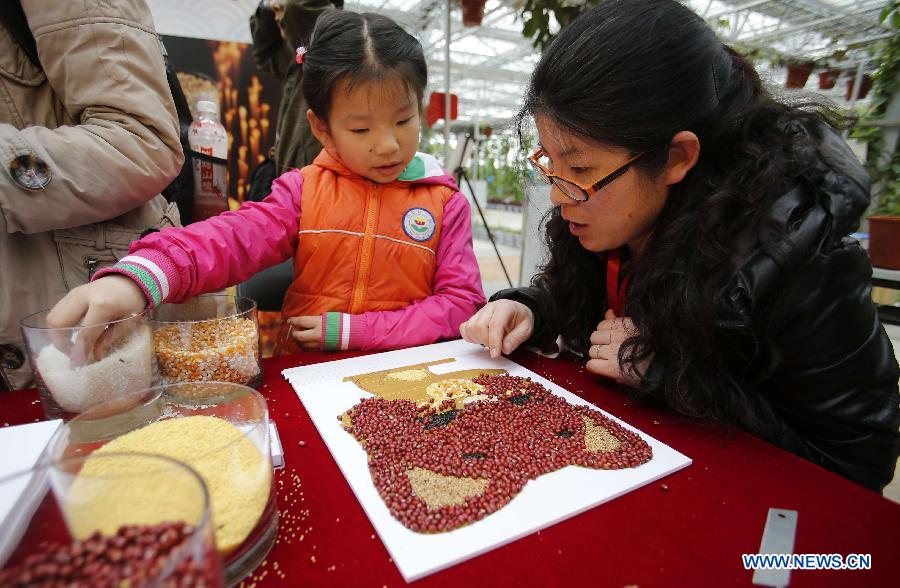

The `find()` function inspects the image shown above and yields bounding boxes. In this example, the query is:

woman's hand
[459,300,534,359]
[46,275,148,363]
[288,316,322,350]
[586,309,648,387]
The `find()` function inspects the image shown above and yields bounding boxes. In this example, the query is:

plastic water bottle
[188,100,228,220]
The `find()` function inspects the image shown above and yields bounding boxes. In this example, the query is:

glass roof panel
[345,0,887,127]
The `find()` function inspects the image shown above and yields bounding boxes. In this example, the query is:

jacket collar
[310,149,459,191]
[716,120,870,323]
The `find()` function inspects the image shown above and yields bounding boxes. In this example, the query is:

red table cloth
[3,348,898,587]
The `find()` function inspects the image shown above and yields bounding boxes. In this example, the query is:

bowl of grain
[44,381,278,586]
[0,453,224,587]
[20,309,156,421]
[151,294,262,388]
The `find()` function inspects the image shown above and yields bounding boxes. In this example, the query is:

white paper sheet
[283,340,691,581]
[0,420,63,568]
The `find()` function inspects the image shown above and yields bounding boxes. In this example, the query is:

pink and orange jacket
[96,150,486,352]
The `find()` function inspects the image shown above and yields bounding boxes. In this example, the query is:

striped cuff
[92,252,176,309]
[320,312,366,351]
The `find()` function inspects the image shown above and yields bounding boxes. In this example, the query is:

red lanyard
[606,247,629,316]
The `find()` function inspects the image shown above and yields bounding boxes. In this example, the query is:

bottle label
[192,145,228,221]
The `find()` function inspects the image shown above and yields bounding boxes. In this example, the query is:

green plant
[873,150,900,216]
[851,0,900,216]
[479,133,533,203]
[736,45,765,64]
[517,0,603,50]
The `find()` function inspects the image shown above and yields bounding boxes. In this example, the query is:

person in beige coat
[0,0,183,390]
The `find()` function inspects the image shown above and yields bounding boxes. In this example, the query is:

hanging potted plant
[846,74,874,101]
[784,60,815,88]
[518,0,602,49]
[868,207,900,270]
[867,149,900,268]
[459,0,486,27]
[820,49,848,89]
[853,2,900,268]
[818,68,841,90]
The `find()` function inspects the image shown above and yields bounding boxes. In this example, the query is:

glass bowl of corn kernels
[150,295,262,388]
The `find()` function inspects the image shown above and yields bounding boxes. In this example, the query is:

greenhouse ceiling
[344,0,892,127]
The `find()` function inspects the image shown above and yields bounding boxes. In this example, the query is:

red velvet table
[3,348,898,587]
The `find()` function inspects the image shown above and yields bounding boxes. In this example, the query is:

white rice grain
[35,327,154,413]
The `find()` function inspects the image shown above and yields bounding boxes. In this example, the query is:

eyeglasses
[527,147,648,202]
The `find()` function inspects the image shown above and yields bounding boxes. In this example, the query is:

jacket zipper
[84,256,114,280]
[350,182,380,313]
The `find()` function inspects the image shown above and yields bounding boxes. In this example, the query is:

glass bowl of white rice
[19,310,156,420]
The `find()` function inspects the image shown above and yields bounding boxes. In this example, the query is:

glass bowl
[44,381,278,586]
[150,295,262,388]
[0,453,223,587]
[19,309,156,421]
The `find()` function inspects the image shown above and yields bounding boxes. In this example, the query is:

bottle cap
[196,100,218,114]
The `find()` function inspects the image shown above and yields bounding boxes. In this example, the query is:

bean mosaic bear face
[342,363,653,533]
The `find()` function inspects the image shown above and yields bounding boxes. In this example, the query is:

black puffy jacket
[495,124,900,491]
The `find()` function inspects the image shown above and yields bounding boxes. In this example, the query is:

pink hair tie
[295,46,307,64]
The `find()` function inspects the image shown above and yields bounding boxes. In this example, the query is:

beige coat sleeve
[0,0,183,235]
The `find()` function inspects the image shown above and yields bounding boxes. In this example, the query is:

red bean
[0,521,219,587]
[346,374,653,532]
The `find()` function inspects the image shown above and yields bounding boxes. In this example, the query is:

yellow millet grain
[78,415,271,553]
[64,454,205,538]
[406,467,489,510]
[385,369,428,381]
[582,415,621,452]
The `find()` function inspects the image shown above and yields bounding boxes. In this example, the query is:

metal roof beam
[710,0,887,35]
[475,44,538,67]
[429,59,528,84]
[739,2,886,46]
[790,0,889,31]
[456,96,525,110]
[705,0,774,21]
[784,30,895,58]
[740,13,846,43]
[429,4,512,46]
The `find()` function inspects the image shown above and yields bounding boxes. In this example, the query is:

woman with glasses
[460,0,899,491]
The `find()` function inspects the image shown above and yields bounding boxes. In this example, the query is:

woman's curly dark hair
[519,0,850,430]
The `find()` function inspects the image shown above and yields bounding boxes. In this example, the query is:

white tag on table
[752,508,798,587]
[269,421,284,469]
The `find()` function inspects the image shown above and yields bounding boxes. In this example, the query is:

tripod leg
[457,169,514,288]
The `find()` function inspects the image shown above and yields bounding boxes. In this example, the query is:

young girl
[461,0,899,491]
[49,10,485,354]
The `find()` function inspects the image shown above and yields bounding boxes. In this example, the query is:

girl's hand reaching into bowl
[46,275,148,363]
